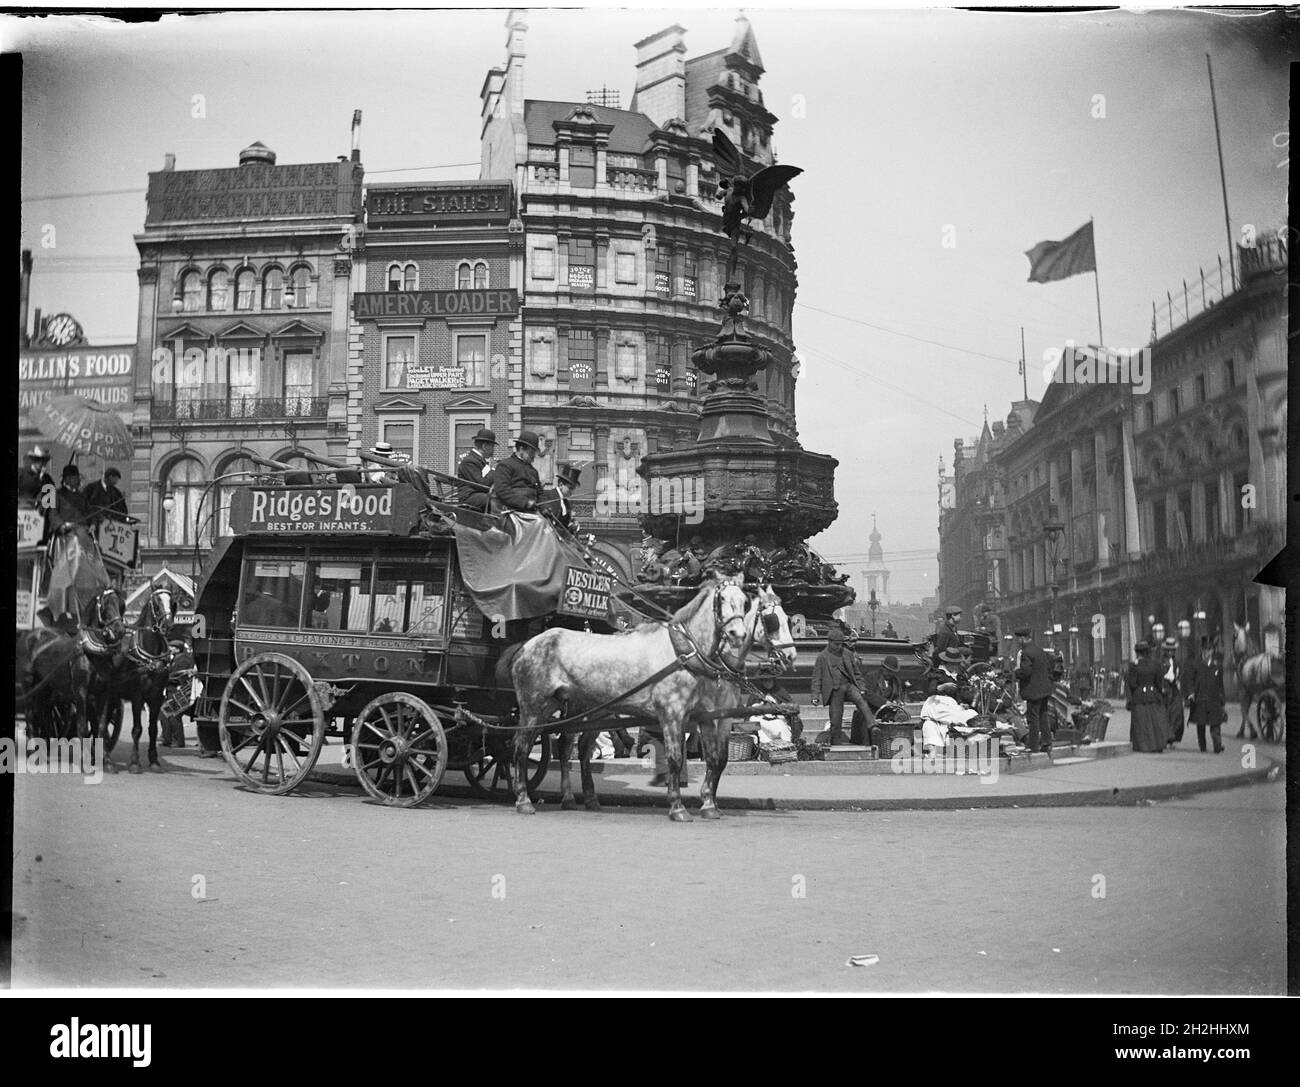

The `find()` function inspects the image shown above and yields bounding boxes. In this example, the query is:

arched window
[457,262,472,290]
[288,265,313,308]
[162,457,205,546]
[208,268,229,311]
[263,267,283,309]
[387,264,404,292]
[403,263,418,291]
[234,268,255,310]
[473,261,488,289]
[181,270,202,312]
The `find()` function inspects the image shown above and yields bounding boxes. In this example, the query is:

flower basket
[728,733,757,762]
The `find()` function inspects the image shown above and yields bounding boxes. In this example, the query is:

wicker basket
[761,741,799,765]
[728,733,757,761]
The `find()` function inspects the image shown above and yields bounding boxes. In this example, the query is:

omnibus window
[372,562,447,635]
[243,560,305,628]
[306,561,372,631]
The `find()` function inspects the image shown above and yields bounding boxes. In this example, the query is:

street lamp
[1042,503,1067,651]
[867,588,879,636]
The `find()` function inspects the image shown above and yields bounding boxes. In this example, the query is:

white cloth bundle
[920,694,978,748]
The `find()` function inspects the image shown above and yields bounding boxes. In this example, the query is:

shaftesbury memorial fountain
[631,277,855,626]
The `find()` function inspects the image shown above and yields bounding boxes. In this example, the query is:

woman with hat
[1159,635,1185,748]
[490,431,543,512]
[1125,640,1168,753]
[456,428,498,510]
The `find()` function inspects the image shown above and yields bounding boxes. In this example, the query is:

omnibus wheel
[219,653,326,794]
[464,730,551,801]
[351,693,448,807]
[1257,690,1284,744]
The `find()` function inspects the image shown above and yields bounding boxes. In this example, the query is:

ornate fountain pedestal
[633,281,854,621]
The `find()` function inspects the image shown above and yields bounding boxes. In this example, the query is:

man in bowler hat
[1015,626,1054,752]
[811,625,875,745]
[491,431,543,512]
[456,427,497,510]
[932,605,964,667]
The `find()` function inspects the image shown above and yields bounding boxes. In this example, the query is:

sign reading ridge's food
[228,484,423,535]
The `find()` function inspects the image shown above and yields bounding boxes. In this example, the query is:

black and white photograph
[7,0,1294,1022]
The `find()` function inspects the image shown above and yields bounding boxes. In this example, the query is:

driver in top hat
[456,427,497,511]
[491,430,544,512]
[540,463,582,532]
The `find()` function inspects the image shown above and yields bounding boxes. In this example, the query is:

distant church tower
[862,513,891,602]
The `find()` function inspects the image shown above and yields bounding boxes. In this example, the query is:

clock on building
[43,313,84,346]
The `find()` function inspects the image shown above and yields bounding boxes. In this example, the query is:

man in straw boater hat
[456,427,498,511]
[17,444,55,506]
[490,430,543,512]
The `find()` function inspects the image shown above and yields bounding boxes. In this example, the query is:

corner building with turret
[478,11,801,579]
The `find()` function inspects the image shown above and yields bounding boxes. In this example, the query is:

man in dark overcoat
[455,428,497,510]
[932,605,963,667]
[490,430,543,512]
[810,626,875,746]
[1182,641,1226,754]
[1015,626,1054,753]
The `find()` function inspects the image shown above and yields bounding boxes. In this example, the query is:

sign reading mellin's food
[230,485,414,535]
[558,566,613,620]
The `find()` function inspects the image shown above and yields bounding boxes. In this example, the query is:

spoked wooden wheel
[351,693,448,806]
[1256,690,1285,744]
[464,731,551,801]
[219,653,326,794]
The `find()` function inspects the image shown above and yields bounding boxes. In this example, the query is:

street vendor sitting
[740,664,802,744]
[927,646,968,698]
[920,682,979,755]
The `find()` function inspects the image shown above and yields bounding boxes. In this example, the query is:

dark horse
[510,580,796,821]
[85,585,176,773]
[16,626,90,745]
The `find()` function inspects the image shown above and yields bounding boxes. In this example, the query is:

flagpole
[1206,54,1237,291]
[1020,326,1028,401]
[1091,216,1104,346]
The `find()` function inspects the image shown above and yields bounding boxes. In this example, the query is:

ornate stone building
[131,137,363,579]
[477,11,801,577]
[349,181,523,470]
[985,238,1287,670]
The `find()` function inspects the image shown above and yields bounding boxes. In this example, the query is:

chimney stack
[631,25,687,127]
[351,109,362,162]
[20,250,32,348]
[162,152,176,171]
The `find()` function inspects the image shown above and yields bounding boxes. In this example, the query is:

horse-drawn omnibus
[191,470,623,805]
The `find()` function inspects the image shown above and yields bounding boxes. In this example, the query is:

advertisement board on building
[352,289,518,320]
[19,344,136,472]
[366,182,513,227]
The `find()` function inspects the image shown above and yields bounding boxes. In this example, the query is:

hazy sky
[11,5,1292,602]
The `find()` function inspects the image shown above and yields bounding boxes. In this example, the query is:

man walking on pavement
[1015,625,1054,753]
[811,625,875,746]
[1183,639,1227,753]
[455,428,497,511]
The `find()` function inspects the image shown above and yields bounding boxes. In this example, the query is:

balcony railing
[151,396,328,422]
[606,167,658,193]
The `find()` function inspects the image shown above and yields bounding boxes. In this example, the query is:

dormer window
[569,145,595,188]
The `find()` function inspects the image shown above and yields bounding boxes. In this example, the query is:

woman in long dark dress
[1126,640,1168,752]
[1160,637,1185,748]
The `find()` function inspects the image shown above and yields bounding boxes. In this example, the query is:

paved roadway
[11,748,1286,993]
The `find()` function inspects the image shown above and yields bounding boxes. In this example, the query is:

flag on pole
[1024,221,1096,283]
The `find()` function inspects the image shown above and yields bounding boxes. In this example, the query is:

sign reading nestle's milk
[228,484,425,536]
